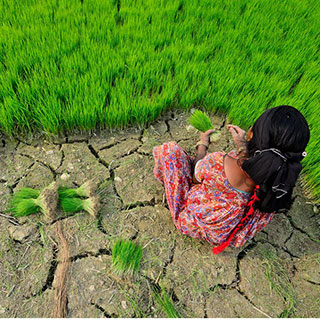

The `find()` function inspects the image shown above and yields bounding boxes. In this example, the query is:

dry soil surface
[0,111,319,317]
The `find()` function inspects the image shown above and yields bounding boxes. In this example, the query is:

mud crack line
[25,245,58,299]
[69,248,112,262]
[90,302,116,318]
[235,241,258,286]
[161,237,176,279]
[286,214,318,242]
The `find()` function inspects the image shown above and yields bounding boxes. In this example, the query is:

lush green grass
[0,0,319,199]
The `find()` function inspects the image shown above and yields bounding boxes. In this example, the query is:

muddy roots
[39,181,58,221]
[77,179,97,197]
[84,196,101,218]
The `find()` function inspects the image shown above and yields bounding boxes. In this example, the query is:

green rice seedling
[111,239,143,276]
[9,187,40,210]
[11,187,40,201]
[10,198,41,217]
[58,180,97,199]
[59,196,101,218]
[261,249,297,317]
[188,109,214,132]
[151,285,181,318]
[9,182,58,219]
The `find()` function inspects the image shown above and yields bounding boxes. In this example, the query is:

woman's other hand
[227,124,246,146]
[200,129,217,145]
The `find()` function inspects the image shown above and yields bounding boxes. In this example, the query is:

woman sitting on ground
[153,105,310,254]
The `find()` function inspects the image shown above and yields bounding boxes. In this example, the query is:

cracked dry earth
[0,111,320,318]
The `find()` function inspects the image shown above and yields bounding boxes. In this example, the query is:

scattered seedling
[59,196,101,218]
[151,285,181,318]
[261,249,297,317]
[189,109,214,132]
[111,239,143,276]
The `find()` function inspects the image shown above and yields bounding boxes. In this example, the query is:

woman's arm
[192,129,216,184]
[192,145,208,184]
[227,124,249,158]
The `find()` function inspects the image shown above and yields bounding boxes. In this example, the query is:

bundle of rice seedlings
[111,239,143,276]
[152,286,181,318]
[10,198,42,217]
[9,182,58,220]
[11,187,40,202]
[58,180,97,198]
[189,109,214,132]
[9,187,40,214]
[59,196,101,218]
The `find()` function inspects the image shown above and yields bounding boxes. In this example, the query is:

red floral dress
[152,141,275,248]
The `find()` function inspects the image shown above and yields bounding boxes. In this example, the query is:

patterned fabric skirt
[152,141,194,227]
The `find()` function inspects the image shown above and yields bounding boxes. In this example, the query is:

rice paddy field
[0,0,319,199]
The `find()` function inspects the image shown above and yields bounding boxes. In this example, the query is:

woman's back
[153,143,274,248]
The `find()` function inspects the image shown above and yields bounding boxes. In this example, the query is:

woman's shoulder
[205,150,238,163]
[207,149,238,157]
[226,149,238,158]
[203,151,225,166]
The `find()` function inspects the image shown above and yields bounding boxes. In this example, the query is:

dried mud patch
[67,256,152,317]
[0,220,53,317]
[206,288,263,317]
[113,153,163,206]
[292,254,320,317]
[57,142,110,185]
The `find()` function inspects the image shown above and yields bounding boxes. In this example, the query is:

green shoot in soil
[152,286,181,318]
[111,239,143,276]
[261,249,297,317]
[189,109,214,132]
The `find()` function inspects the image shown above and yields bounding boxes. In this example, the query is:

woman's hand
[200,129,217,145]
[227,124,246,147]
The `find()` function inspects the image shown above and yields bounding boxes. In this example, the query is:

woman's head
[242,105,310,213]
[247,105,310,155]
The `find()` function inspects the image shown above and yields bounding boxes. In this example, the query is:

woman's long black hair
[241,105,310,213]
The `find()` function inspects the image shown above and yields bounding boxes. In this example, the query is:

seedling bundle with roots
[189,109,214,132]
[58,180,97,198]
[112,239,143,276]
[9,182,58,220]
[9,180,100,219]
[58,180,100,217]
[59,196,101,218]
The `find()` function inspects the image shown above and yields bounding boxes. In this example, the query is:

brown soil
[0,110,319,317]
